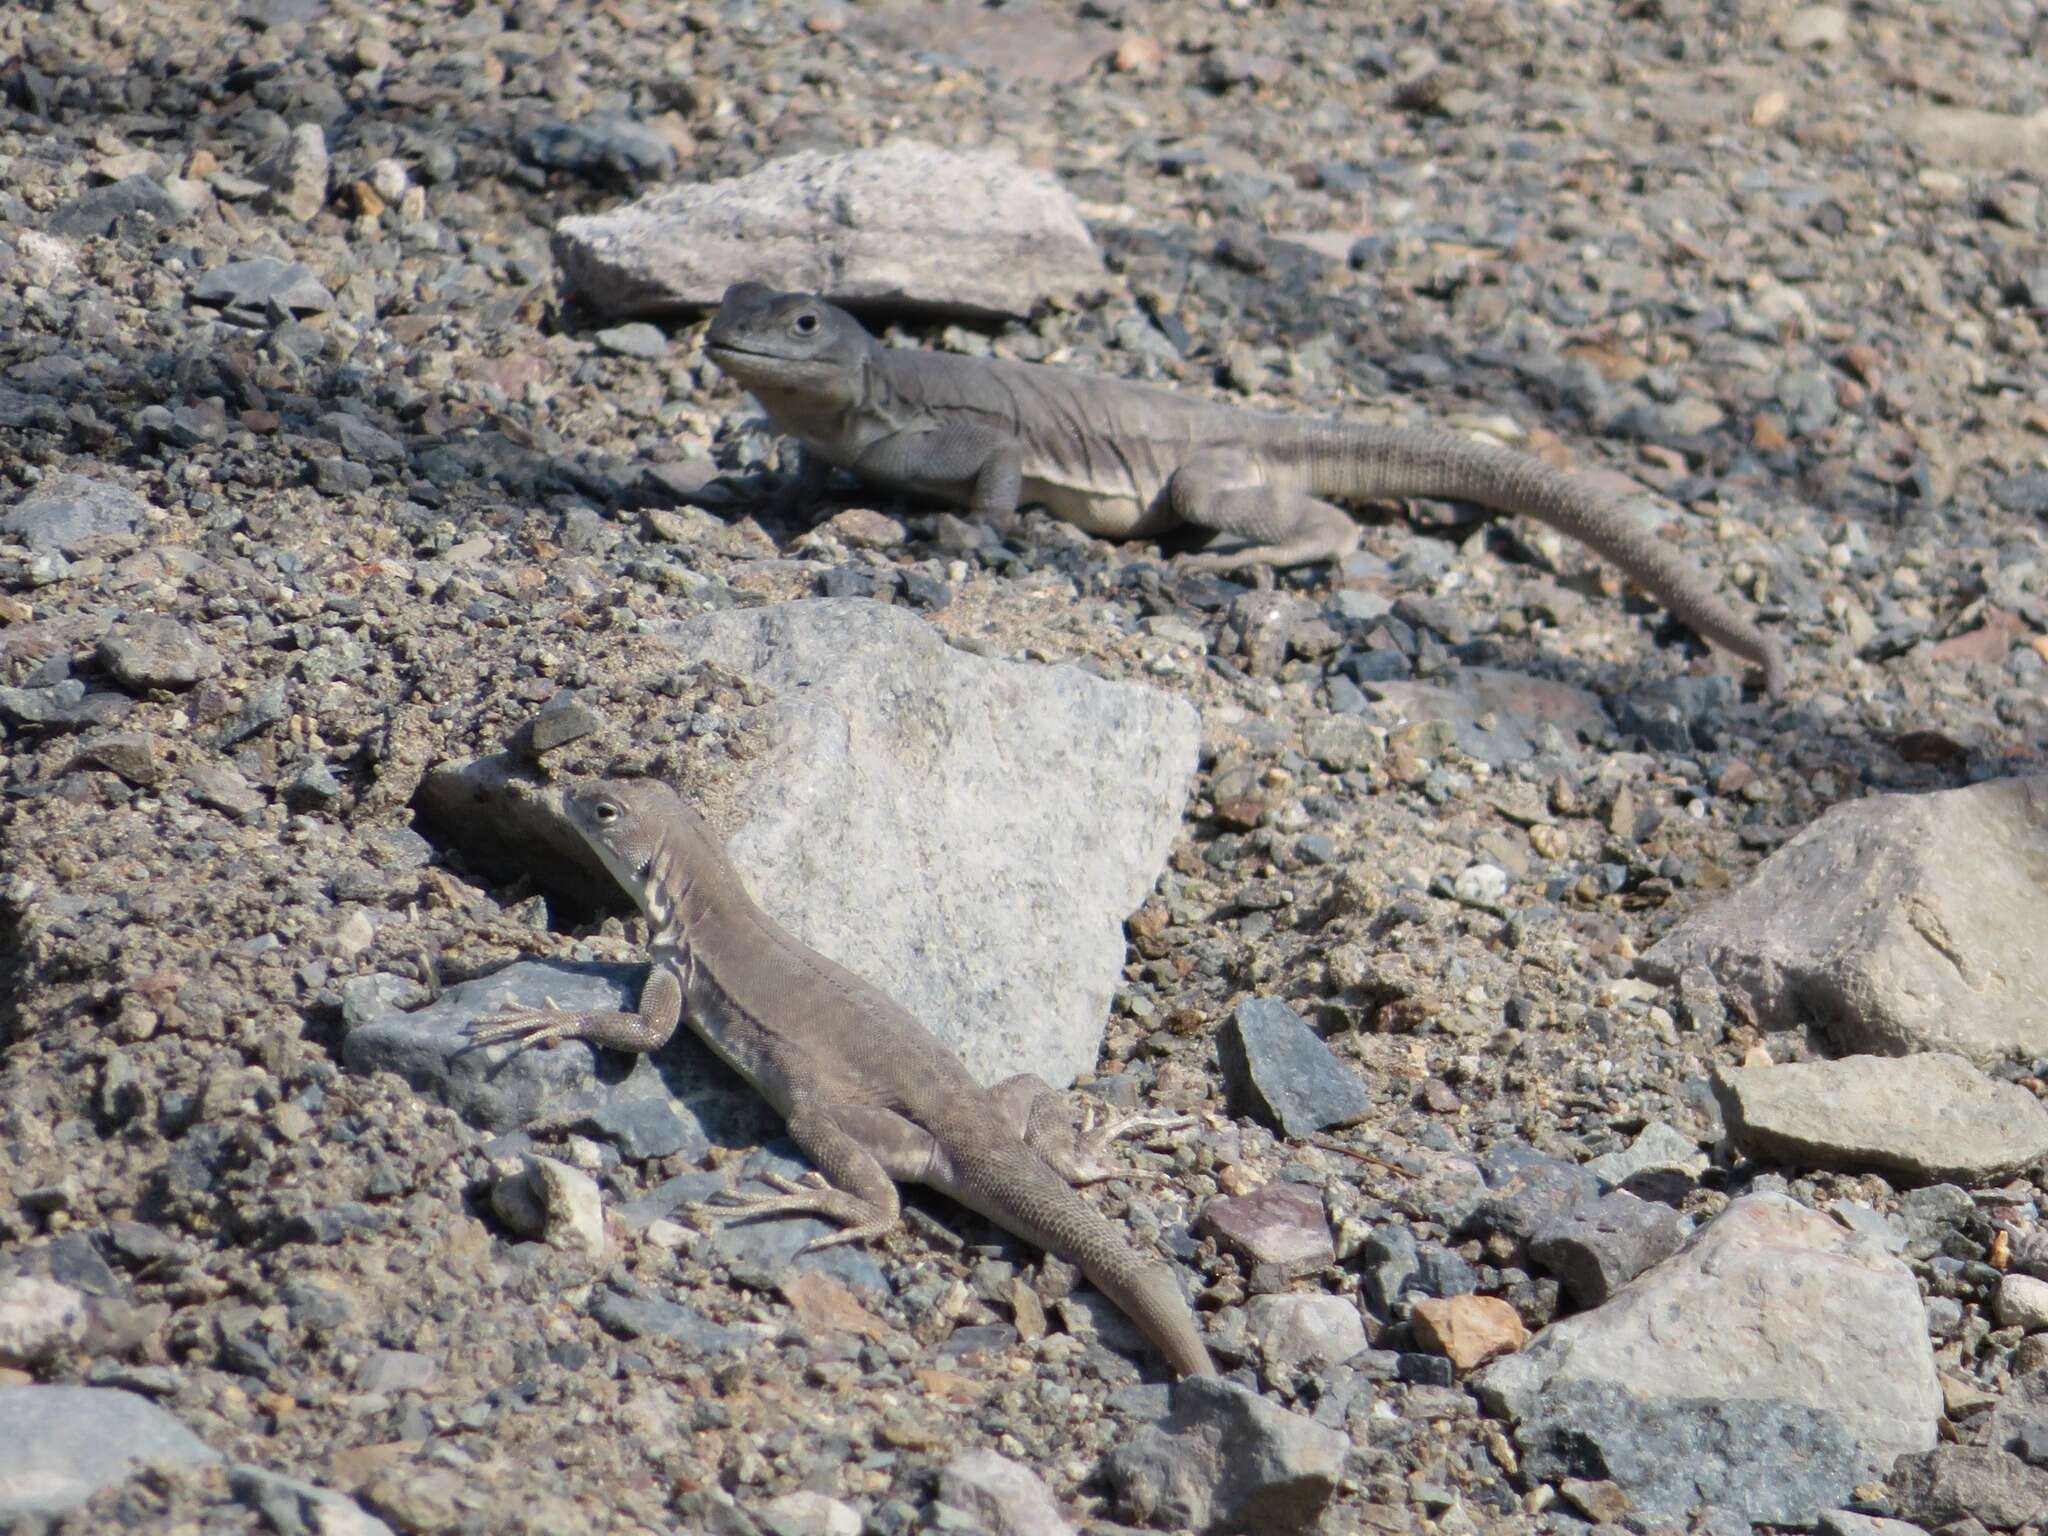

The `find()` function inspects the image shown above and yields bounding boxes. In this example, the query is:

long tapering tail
[1305,421,1787,695]
[940,1127,1214,1377]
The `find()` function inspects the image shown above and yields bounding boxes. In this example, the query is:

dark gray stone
[218,675,290,746]
[1466,1143,1598,1242]
[586,1096,709,1162]
[229,1464,395,1536]
[0,679,86,726]
[1216,997,1371,1138]
[1106,1376,1347,1535]
[0,1386,220,1518]
[2,474,147,554]
[708,1144,892,1302]
[521,116,677,182]
[97,617,222,692]
[1359,1225,1419,1314]
[515,691,605,756]
[46,175,192,239]
[192,257,335,315]
[1530,1191,1688,1306]
[320,413,408,466]
[342,963,749,1150]
[1511,1379,1869,1525]
[589,1287,748,1355]
[1992,471,2048,517]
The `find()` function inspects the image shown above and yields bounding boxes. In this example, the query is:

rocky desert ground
[2,0,2048,1534]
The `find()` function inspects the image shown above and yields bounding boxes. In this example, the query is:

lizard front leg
[710,1102,928,1253]
[850,424,1025,527]
[1167,447,1362,571]
[465,965,684,1055]
[986,1074,1191,1185]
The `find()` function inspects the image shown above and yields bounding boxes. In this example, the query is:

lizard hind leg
[988,1074,1191,1185]
[704,1102,916,1254]
[1167,448,1362,571]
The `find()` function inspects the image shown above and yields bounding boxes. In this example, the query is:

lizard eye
[593,802,619,824]
[792,311,819,336]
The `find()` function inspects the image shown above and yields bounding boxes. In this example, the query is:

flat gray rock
[1475,1192,1940,1525]
[1641,776,2048,1065]
[341,960,756,1154]
[1715,1052,2048,1182]
[0,1385,220,1518]
[191,256,335,314]
[2,474,148,555]
[553,140,1106,320]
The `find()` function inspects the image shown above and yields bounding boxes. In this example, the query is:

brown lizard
[705,282,1787,695]
[468,778,1215,1378]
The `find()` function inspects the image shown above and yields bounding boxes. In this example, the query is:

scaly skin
[468,779,1215,1379]
[705,282,1788,696]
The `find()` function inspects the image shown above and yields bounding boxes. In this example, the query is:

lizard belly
[684,973,800,1115]
[1020,476,1174,539]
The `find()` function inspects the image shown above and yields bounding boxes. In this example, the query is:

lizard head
[558,779,720,928]
[704,282,871,405]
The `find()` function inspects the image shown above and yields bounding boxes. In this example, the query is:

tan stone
[1410,1295,1528,1372]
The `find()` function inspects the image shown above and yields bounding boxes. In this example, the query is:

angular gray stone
[1217,997,1372,1138]
[46,174,195,239]
[1475,1193,1940,1525]
[97,616,222,691]
[192,257,335,315]
[258,123,330,221]
[3,474,148,554]
[1888,1446,2048,1530]
[1641,778,2048,1065]
[936,1449,1078,1536]
[588,1288,748,1355]
[553,140,1106,321]
[1106,1376,1346,1536]
[1582,1120,1709,1192]
[1714,1053,2048,1183]
[593,321,668,359]
[0,1386,220,1518]
[343,961,748,1145]
[1468,1142,1598,1242]
[1529,1190,1689,1307]
[229,1465,395,1536]
[520,116,676,183]
[1246,1293,1368,1382]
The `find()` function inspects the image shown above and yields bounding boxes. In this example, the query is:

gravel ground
[2,0,2046,1532]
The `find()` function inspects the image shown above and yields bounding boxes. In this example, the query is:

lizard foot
[465,999,578,1051]
[1063,1104,1195,1184]
[705,1174,896,1252]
